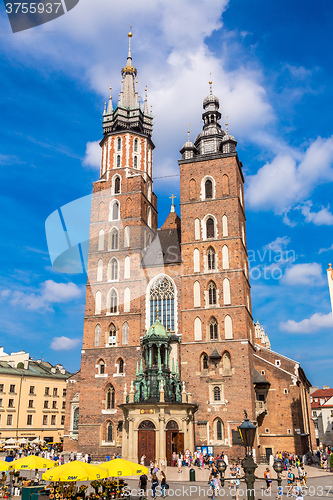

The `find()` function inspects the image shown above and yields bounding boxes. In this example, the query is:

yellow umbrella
[0,460,12,472]
[10,455,56,471]
[100,458,148,477]
[42,461,108,482]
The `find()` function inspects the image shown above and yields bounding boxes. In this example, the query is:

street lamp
[216,459,227,487]
[238,411,258,500]
[273,459,283,498]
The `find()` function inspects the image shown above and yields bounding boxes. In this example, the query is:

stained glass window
[149,277,175,332]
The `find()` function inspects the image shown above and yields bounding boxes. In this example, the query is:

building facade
[0,348,71,443]
[64,33,315,461]
[311,387,333,448]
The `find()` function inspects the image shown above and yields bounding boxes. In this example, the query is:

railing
[255,400,267,415]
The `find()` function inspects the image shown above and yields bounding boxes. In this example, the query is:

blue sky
[0,0,333,386]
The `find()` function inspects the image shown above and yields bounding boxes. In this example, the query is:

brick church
[63,32,316,462]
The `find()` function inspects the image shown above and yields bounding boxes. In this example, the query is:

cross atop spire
[209,73,213,95]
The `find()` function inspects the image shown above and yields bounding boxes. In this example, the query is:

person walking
[265,468,272,494]
[161,470,167,498]
[151,472,159,499]
[208,474,216,500]
[139,472,148,500]
[177,454,182,473]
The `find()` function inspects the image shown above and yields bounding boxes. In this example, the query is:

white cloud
[82,141,101,170]
[297,201,333,226]
[50,336,81,351]
[282,263,325,286]
[280,312,333,334]
[0,0,275,188]
[319,244,333,254]
[264,236,290,253]
[1,280,82,312]
[246,136,333,214]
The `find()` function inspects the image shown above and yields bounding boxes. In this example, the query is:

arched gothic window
[134,156,138,168]
[149,276,175,332]
[215,418,223,440]
[201,353,209,371]
[98,229,104,251]
[122,322,129,345]
[95,291,101,315]
[206,218,215,239]
[134,138,138,152]
[209,317,218,340]
[106,385,115,409]
[116,155,121,168]
[118,358,124,374]
[208,281,217,305]
[222,351,232,374]
[112,202,119,220]
[109,258,119,281]
[107,422,113,442]
[109,228,119,250]
[94,324,101,347]
[117,138,121,151]
[114,176,121,194]
[108,289,118,314]
[207,246,215,270]
[109,323,116,345]
[99,359,105,374]
[205,179,213,199]
[189,178,196,200]
[214,386,221,401]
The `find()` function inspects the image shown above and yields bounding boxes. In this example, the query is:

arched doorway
[138,420,155,466]
[166,420,184,466]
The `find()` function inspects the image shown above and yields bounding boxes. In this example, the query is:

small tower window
[214,386,221,401]
[118,358,124,374]
[112,201,119,220]
[205,179,213,199]
[110,228,119,250]
[201,353,209,371]
[208,281,217,305]
[209,317,218,340]
[110,258,119,281]
[117,155,121,168]
[117,138,121,151]
[108,289,118,314]
[206,218,215,238]
[114,176,121,194]
[99,360,105,375]
[207,246,215,270]
[107,422,113,442]
[134,156,138,169]
[106,385,115,409]
[134,138,138,152]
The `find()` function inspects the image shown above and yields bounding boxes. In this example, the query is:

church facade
[63,33,315,462]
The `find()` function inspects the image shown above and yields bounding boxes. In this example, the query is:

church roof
[253,368,270,385]
[142,228,181,267]
[161,211,181,230]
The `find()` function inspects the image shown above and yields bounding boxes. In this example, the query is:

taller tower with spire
[78,32,159,452]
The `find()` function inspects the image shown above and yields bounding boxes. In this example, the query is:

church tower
[178,82,256,452]
[78,32,158,451]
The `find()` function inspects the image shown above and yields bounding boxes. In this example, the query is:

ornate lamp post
[216,458,227,487]
[273,459,283,498]
[238,411,257,500]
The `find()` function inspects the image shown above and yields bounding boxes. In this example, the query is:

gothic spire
[119,30,138,110]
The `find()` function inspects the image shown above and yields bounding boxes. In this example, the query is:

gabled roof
[253,368,270,386]
[311,388,333,399]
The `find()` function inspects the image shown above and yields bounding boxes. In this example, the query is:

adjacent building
[0,348,71,443]
[310,386,333,447]
[63,32,315,462]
